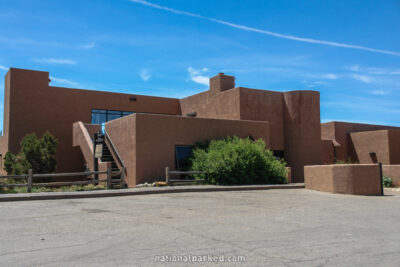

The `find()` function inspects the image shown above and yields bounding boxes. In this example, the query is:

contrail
[130,0,400,57]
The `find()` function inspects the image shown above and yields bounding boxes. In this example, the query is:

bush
[190,136,288,185]
[335,157,357,164]
[4,132,58,175]
[383,175,392,188]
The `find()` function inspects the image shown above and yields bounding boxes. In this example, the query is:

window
[175,145,194,170]
[123,111,134,116]
[273,150,284,160]
[91,109,107,124]
[91,109,135,124]
[108,110,122,121]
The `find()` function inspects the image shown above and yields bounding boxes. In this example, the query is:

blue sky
[1,0,400,130]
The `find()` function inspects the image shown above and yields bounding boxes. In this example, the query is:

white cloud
[0,65,8,71]
[80,42,96,49]
[139,69,151,81]
[130,0,400,56]
[348,65,360,72]
[188,67,209,86]
[50,76,78,87]
[366,67,400,75]
[302,80,327,88]
[352,74,373,83]
[347,65,400,75]
[33,58,77,64]
[370,90,387,95]
[322,73,338,79]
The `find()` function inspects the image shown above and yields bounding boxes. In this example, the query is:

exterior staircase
[73,121,126,188]
[98,134,125,188]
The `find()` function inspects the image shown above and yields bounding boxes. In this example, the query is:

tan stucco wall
[181,86,322,182]
[105,113,270,187]
[321,121,335,141]
[1,68,181,173]
[321,121,400,162]
[283,91,322,182]
[382,165,400,187]
[180,88,241,120]
[104,114,136,186]
[238,87,284,150]
[304,164,381,195]
[349,130,390,164]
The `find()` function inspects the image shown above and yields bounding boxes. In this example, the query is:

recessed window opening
[91,109,134,124]
[175,145,194,170]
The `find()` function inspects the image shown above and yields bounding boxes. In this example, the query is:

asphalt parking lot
[0,189,399,266]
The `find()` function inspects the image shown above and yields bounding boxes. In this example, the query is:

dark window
[175,145,194,170]
[273,150,285,159]
[91,109,135,124]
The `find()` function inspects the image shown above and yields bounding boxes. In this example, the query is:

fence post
[379,163,384,196]
[120,167,126,188]
[165,167,169,184]
[107,167,112,189]
[27,169,33,193]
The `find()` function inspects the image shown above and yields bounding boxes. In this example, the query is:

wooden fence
[0,168,124,192]
[165,167,206,185]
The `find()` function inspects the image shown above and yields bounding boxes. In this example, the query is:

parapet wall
[304,164,381,195]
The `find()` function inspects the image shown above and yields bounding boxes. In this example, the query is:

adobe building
[0,68,399,187]
[321,121,400,164]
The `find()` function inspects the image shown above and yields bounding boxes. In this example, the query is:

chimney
[210,73,235,92]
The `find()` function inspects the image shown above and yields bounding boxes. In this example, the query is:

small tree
[4,132,58,175]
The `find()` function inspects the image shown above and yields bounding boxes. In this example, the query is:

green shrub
[383,175,392,188]
[4,132,58,176]
[190,136,288,185]
[335,157,357,164]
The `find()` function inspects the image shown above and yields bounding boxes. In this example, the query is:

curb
[0,183,305,202]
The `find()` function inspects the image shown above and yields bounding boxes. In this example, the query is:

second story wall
[180,88,241,120]
[239,87,284,150]
[2,68,181,173]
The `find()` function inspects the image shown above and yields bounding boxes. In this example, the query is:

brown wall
[349,130,390,164]
[105,113,270,187]
[388,130,400,164]
[239,87,284,150]
[180,88,241,120]
[181,87,285,151]
[181,85,322,182]
[0,68,181,174]
[321,140,334,164]
[304,164,382,195]
[321,121,400,162]
[321,121,335,141]
[103,115,136,186]
[283,91,322,182]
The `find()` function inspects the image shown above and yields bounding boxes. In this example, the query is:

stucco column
[283,90,322,182]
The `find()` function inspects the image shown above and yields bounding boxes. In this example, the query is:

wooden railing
[0,168,122,192]
[165,167,206,184]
